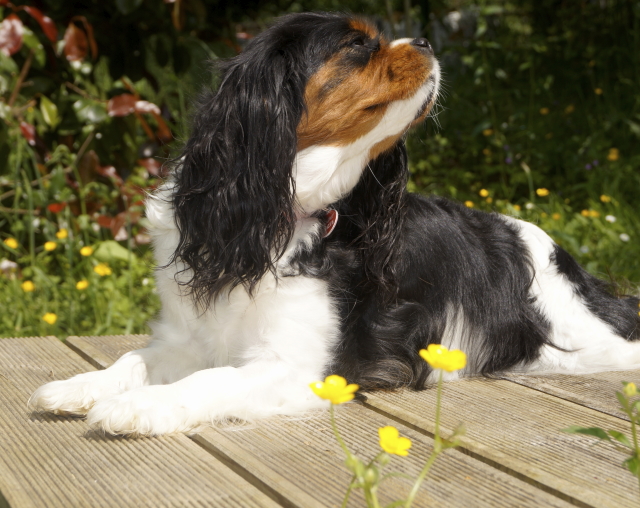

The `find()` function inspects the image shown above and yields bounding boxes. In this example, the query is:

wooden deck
[0,335,638,507]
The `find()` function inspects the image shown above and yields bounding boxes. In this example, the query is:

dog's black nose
[411,38,433,54]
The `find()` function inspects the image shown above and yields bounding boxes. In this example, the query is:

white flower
[142,278,149,286]
[525,203,535,210]
[605,215,616,223]
[580,246,589,253]
[0,259,18,272]
[620,233,630,242]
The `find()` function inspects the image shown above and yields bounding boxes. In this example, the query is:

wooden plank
[70,335,575,508]
[0,337,280,508]
[364,378,639,508]
[504,370,640,421]
[65,335,149,370]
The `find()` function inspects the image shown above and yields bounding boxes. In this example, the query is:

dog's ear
[171,41,306,307]
[338,142,409,300]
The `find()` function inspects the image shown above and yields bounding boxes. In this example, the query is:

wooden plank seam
[361,398,594,508]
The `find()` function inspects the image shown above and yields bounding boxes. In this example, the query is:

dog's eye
[352,38,365,47]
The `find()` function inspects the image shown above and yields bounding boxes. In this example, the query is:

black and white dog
[30,13,640,436]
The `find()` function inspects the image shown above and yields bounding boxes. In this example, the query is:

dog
[30,12,640,436]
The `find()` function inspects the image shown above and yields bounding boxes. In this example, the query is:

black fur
[171,13,356,306]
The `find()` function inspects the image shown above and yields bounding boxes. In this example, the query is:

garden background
[1,0,638,338]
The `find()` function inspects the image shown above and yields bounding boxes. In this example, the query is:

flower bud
[363,467,378,486]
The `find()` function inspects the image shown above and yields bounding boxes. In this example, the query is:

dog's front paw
[28,371,127,416]
[87,386,197,437]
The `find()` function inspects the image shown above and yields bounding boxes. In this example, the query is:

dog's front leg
[86,360,329,436]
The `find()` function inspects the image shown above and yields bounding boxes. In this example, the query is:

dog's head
[172,12,440,304]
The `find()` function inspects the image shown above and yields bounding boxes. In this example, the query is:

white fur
[504,217,640,374]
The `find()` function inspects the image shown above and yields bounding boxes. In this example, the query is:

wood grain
[365,378,638,508]
[69,334,577,508]
[0,336,279,508]
[504,371,640,420]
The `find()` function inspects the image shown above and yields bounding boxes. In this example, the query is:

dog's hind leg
[507,218,640,374]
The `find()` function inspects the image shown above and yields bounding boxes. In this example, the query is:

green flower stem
[404,369,444,508]
[626,402,640,492]
[330,404,351,457]
[340,475,357,508]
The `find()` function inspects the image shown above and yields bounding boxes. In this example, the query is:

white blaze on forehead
[389,38,413,48]
[294,61,440,214]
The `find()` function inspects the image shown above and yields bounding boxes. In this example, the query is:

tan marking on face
[297,23,434,151]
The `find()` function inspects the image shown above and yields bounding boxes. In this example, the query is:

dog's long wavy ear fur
[338,142,409,300]
[172,30,308,307]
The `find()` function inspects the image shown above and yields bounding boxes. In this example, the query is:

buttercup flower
[607,148,619,161]
[44,241,57,252]
[600,195,611,203]
[482,148,491,156]
[4,238,18,249]
[486,197,493,204]
[536,188,550,197]
[93,263,112,276]
[624,383,637,397]
[581,209,590,217]
[552,213,561,220]
[42,313,57,325]
[56,228,68,239]
[419,344,467,372]
[482,128,493,136]
[513,204,521,211]
[76,280,89,290]
[464,201,474,208]
[80,246,93,256]
[378,426,412,456]
[588,210,600,218]
[21,280,35,292]
[479,189,489,197]
[309,375,359,405]
[564,104,575,114]
[594,88,603,95]
[539,107,549,115]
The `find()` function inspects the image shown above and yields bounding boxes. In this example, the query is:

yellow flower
[44,241,57,252]
[539,107,549,115]
[378,426,412,456]
[486,197,493,204]
[624,383,637,397]
[482,148,491,156]
[76,279,89,290]
[42,313,57,325]
[513,204,521,211]
[479,189,489,197]
[482,129,493,136]
[588,60,596,67]
[594,88,603,95]
[419,344,467,372]
[564,104,575,114]
[607,148,619,161]
[80,246,93,256]
[588,210,600,218]
[600,195,611,203]
[4,238,18,249]
[56,228,68,239]
[464,201,474,208]
[21,280,35,292]
[552,213,561,220]
[581,209,590,217]
[93,263,112,276]
[309,375,359,405]
[541,212,548,218]
[536,188,550,197]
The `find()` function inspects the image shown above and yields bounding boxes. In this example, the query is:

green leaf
[94,240,137,264]
[607,431,632,449]
[624,457,640,477]
[40,96,60,128]
[73,99,107,124]
[115,0,143,15]
[617,391,630,411]
[561,426,611,441]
